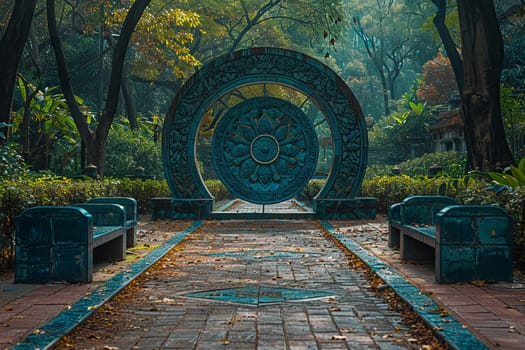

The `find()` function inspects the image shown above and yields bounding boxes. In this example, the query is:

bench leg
[95,235,126,261]
[126,227,137,248]
[389,226,400,248]
[400,234,435,262]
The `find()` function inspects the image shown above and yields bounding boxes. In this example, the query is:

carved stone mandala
[212,97,318,204]
[163,47,368,205]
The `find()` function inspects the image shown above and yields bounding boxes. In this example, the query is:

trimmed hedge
[2,175,524,272]
[0,176,229,272]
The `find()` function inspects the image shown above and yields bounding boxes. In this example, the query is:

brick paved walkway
[332,220,525,350]
[57,220,421,350]
[3,200,524,349]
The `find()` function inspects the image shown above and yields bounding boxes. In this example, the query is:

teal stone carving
[185,285,335,305]
[212,97,318,204]
[161,47,370,218]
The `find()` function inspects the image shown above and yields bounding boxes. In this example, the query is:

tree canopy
[0,0,524,176]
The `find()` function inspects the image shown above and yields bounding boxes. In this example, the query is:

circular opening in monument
[195,83,334,206]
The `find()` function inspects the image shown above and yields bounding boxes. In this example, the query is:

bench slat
[87,197,138,247]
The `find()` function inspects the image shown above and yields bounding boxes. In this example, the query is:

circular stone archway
[160,47,373,219]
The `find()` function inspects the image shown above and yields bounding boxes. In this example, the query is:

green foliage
[0,122,28,180]
[368,98,439,164]
[0,144,27,180]
[360,175,480,213]
[500,86,525,158]
[299,179,326,202]
[13,82,77,140]
[11,80,81,174]
[101,177,171,213]
[396,151,466,177]
[365,151,466,179]
[469,158,525,190]
[204,179,229,202]
[421,2,460,47]
[104,118,163,177]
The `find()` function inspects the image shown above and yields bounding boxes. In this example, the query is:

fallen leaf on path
[331,335,347,340]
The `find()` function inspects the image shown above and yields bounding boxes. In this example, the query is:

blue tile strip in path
[321,221,489,350]
[11,220,204,350]
[320,220,490,350]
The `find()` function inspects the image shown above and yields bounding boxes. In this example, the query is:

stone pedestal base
[314,197,377,219]
[151,198,213,220]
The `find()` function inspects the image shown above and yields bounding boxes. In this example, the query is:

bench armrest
[388,203,402,222]
[436,205,511,245]
[72,203,127,227]
[87,197,137,223]
[16,206,93,244]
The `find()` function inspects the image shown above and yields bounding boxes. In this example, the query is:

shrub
[360,175,484,213]
[365,151,466,179]
[299,179,326,202]
[104,126,163,178]
[205,179,230,202]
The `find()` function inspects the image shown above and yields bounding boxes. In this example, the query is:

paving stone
[10,213,510,349]
[288,340,319,349]
[52,219,410,350]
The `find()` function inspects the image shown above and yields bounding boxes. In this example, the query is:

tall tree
[457,0,514,170]
[430,0,464,91]
[0,0,38,142]
[416,51,458,105]
[431,0,514,170]
[350,0,433,116]
[133,0,344,93]
[47,0,151,175]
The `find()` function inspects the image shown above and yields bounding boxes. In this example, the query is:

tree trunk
[0,0,38,142]
[48,0,150,176]
[47,0,96,166]
[457,0,514,170]
[95,0,150,174]
[431,0,464,92]
[121,72,138,129]
[379,71,390,116]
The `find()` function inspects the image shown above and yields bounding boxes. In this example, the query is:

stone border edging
[11,221,204,350]
[320,220,489,350]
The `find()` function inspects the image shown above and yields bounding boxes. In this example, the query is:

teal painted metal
[16,205,129,283]
[87,197,138,247]
[314,197,377,219]
[435,205,513,283]
[150,197,213,219]
[388,197,513,283]
[400,195,457,226]
[15,206,93,283]
[162,47,368,212]
[71,203,126,227]
[389,196,457,249]
[212,97,318,204]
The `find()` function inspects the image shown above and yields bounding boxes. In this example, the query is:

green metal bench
[87,197,138,247]
[388,195,457,249]
[15,204,127,283]
[388,196,513,283]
